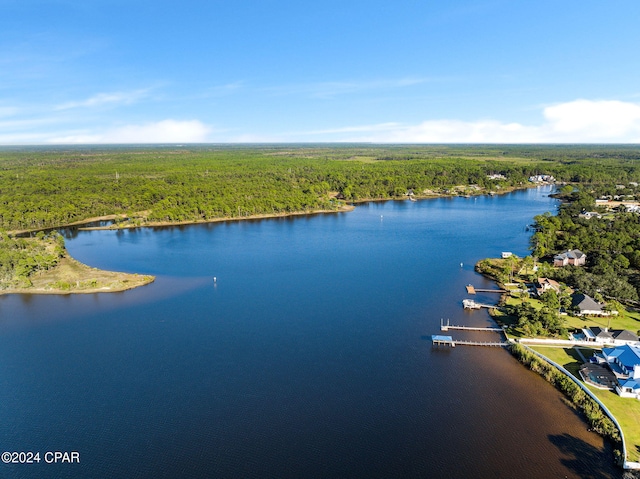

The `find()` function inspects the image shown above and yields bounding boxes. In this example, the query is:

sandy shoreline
[0,256,155,296]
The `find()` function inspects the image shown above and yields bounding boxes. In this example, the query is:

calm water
[0,187,620,478]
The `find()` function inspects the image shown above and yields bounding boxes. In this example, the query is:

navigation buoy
[213,277,217,283]
[460,262,463,268]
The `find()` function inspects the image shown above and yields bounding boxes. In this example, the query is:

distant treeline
[2,144,640,231]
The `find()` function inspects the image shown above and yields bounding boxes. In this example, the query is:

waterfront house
[583,327,614,344]
[601,344,640,398]
[618,378,640,398]
[553,249,586,267]
[582,327,637,345]
[571,293,605,316]
[612,329,639,345]
[487,173,506,180]
[535,277,561,297]
[528,174,555,183]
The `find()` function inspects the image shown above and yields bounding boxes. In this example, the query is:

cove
[0,186,620,478]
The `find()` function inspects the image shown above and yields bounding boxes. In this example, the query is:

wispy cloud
[55,88,152,110]
[292,99,640,143]
[203,81,244,97]
[263,77,431,99]
[48,119,212,144]
[0,106,20,118]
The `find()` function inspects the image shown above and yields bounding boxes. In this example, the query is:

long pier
[430,335,508,348]
[465,284,507,295]
[432,319,509,348]
[453,340,508,347]
[440,319,503,332]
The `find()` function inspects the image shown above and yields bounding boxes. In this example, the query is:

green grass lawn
[496,292,640,340]
[563,311,640,335]
[531,345,640,462]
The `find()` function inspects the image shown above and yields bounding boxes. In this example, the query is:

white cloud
[49,119,212,144]
[55,89,151,110]
[314,99,640,143]
[543,99,640,138]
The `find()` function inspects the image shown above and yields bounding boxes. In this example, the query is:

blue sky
[1,0,640,144]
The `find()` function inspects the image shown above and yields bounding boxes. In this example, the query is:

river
[0,186,620,478]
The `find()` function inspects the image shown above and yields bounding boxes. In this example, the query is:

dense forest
[2,144,640,232]
[3,144,640,293]
[531,187,640,303]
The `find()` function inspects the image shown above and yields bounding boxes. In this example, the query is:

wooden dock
[465,284,507,295]
[450,340,508,347]
[430,335,508,348]
[441,318,502,332]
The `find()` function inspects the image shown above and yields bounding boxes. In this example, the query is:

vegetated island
[0,231,154,295]
[473,181,640,469]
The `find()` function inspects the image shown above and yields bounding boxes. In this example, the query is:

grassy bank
[530,345,640,465]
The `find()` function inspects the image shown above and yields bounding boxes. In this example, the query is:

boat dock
[465,284,507,295]
[462,299,496,310]
[441,318,502,332]
[430,335,508,348]
[431,335,455,347]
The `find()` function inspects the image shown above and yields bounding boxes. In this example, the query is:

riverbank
[473,256,640,469]
[0,255,155,296]
[7,205,356,235]
[508,343,626,466]
[78,205,357,231]
[8,183,538,236]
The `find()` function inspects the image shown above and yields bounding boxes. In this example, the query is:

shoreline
[472,257,635,469]
[0,255,155,296]
[78,205,357,231]
[7,183,542,236]
[3,185,541,297]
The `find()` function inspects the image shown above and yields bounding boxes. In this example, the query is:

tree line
[2,144,639,232]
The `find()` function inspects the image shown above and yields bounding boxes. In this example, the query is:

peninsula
[0,231,154,295]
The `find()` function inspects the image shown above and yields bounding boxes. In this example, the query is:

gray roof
[590,327,613,339]
[572,293,603,312]
[613,330,639,342]
[554,249,585,261]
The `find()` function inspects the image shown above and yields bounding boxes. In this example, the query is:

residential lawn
[563,311,640,335]
[498,292,640,340]
[531,346,640,462]
[504,294,544,310]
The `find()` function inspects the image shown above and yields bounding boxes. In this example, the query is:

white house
[583,327,639,345]
[571,293,605,316]
[529,174,555,183]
